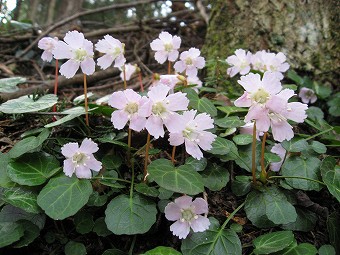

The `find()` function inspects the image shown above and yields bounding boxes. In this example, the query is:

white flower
[95,35,126,69]
[174,48,205,77]
[270,143,286,172]
[38,37,58,62]
[150,31,181,64]
[119,63,137,81]
[226,49,252,77]
[298,87,317,104]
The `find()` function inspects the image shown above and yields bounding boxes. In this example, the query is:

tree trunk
[203,0,339,85]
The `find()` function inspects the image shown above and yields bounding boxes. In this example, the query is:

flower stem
[123,64,127,89]
[52,59,59,112]
[220,202,245,230]
[128,128,132,164]
[171,146,176,164]
[91,176,131,183]
[251,121,257,183]
[138,70,144,92]
[260,131,268,183]
[168,60,171,74]
[83,74,89,126]
[268,175,326,186]
[130,158,135,199]
[143,133,151,182]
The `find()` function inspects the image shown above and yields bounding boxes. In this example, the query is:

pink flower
[187,76,203,92]
[150,31,181,64]
[169,110,216,160]
[251,50,289,80]
[226,49,252,77]
[239,122,263,141]
[108,89,148,132]
[298,87,317,104]
[38,37,58,62]
[153,74,181,90]
[139,84,189,138]
[270,143,286,172]
[61,138,102,179]
[95,35,126,69]
[165,196,210,239]
[52,30,95,78]
[119,63,137,81]
[174,48,205,77]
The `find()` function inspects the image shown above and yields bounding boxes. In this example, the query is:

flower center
[72,152,88,165]
[124,102,139,115]
[181,208,196,222]
[183,127,200,142]
[252,88,270,104]
[112,47,122,57]
[75,48,88,62]
[185,57,193,65]
[164,43,173,52]
[152,102,166,115]
[305,90,314,98]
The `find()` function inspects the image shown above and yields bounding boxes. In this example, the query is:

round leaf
[318,245,336,255]
[208,137,233,155]
[93,217,112,237]
[321,157,340,203]
[37,176,93,220]
[74,211,94,234]
[232,134,253,145]
[65,241,87,255]
[13,220,40,248]
[0,77,26,93]
[7,153,60,186]
[2,188,40,214]
[253,230,295,254]
[201,163,229,191]
[0,222,24,248]
[105,194,157,235]
[147,159,204,195]
[143,246,181,255]
[185,157,207,172]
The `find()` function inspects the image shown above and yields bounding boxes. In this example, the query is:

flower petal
[80,58,95,75]
[85,155,102,172]
[97,54,114,70]
[64,30,85,48]
[108,91,128,109]
[164,202,181,221]
[174,195,193,209]
[61,142,79,157]
[185,139,203,160]
[192,198,209,214]
[190,215,210,233]
[59,60,79,78]
[75,165,92,179]
[111,110,129,130]
[145,115,164,138]
[170,220,190,239]
[79,138,98,154]
[63,158,75,177]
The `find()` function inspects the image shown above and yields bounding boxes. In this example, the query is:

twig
[195,0,209,24]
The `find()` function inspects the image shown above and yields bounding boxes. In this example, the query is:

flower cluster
[226,49,289,80]
[165,195,210,239]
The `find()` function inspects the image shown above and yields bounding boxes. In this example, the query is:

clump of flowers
[95,35,126,70]
[298,87,317,104]
[150,31,181,64]
[164,195,210,239]
[38,37,59,62]
[174,48,205,77]
[169,110,216,160]
[52,30,95,78]
[61,138,102,179]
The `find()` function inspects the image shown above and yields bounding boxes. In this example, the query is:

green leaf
[181,217,242,255]
[0,222,24,248]
[216,106,248,116]
[185,88,217,116]
[253,230,295,254]
[65,241,87,255]
[318,245,336,255]
[282,139,309,152]
[215,116,244,129]
[208,137,232,155]
[158,187,174,200]
[87,192,108,207]
[7,153,60,186]
[185,157,207,172]
[135,183,159,197]
[0,77,26,93]
[0,153,15,188]
[235,142,261,172]
[320,157,340,203]
[232,134,253,145]
[281,208,317,231]
[105,194,157,235]
[279,243,318,255]
[147,159,204,195]
[12,220,40,248]
[306,106,324,121]
[287,70,304,85]
[93,217,111,237]
[314,82,332,99]
[143,246,181,255]
[102,249,128,255]
[2,188,40,214]
[327,93,340,117]
[282,156,322,191]
[74,211,94,234]
[264,152,282,163]
[102,155,122,170]
[44,114,81,128]
[327,212,340,253]
[0,94,58,114]
[311,141,327,154]
[8,128,50,158]
[231,176,252,196]
[37,176,93,220]
[201,163,229,191]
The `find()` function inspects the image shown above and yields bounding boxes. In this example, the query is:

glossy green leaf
[65,241,87,255]
[13,220,40,248]
[8,128,50,158]
[44,114,82,128]
[181,217,241,255]
[318,245,336,255]
[281,208,317,232]
[74,211,94,234]
[216,106,248,116]
[215,116,244,129]
[147,159,204,195]
[0,77,26,93]
[7,153,60,186]
[311,141,327,154]
[327,212,340,253]
[282,156,322,191]
[102,155,122,170]
[135,183,159,197]
[87,192,108,207]
[253,230,295,254]
[105,194,157,235]
[232,134,253,145]
[231,176,252,196]
[208,137,232,155]
[0,222,24,248]
[0,94,58,114]
[185,88,217,117]
[93,217,111,237]
[37,176,92,220]
[279,243,318,255]
[185,157,207,172]
[2,188,40,214]
[201,163,229,191]
[235,142,261,172]
[0,153,15,188]
[321,157,340,202]
[143,246,181,255]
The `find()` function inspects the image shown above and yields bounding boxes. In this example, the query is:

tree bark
[203,0,339,84]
